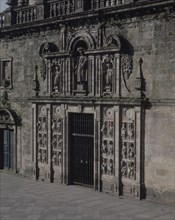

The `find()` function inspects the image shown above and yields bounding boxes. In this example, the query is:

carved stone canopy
[39,42,59,57]
[105,36,121,50]
[0,108,21,126]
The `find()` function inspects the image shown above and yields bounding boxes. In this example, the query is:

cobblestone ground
[0,172,174,220]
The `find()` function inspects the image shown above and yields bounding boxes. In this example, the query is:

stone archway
[67,31,96,52]
[0,108,20,171]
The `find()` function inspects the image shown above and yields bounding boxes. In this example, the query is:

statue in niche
[102,60,113,94]
[75,48,88,90]
[53,65,61,93]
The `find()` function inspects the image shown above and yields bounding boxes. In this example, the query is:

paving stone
[0,172,174,220]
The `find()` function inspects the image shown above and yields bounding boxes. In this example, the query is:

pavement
[0,172,174,220]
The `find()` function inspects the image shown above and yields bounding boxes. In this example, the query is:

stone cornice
[9,97,175,106]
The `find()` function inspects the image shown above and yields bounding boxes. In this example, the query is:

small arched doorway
[0,109,18,170]
[0,129,14,169]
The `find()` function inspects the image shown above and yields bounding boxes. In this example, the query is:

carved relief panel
[51,105,63,182]
[101,108,114,175]
[36,105,48,165]
[101,107,115,192]
[121,108,136,180]
[120,107,142,198]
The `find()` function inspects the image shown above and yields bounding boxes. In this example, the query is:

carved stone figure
[52,135,57,149]
[75,48,88,86]
[107,159,113,175]
[52,152,56,165]
[53,65,61,93]
[121,123,126,139]
[108,121,113,137]
[122,142,127,159]
[102,60,113,93]
[128,143,135,159]
[121,161,127,177]
[108,141,113,156]
[101,121,107,137]
[102,158,107,175]
[128,123,134,139]
[105,62,113,87]
[128,162,135,179]
[56,119,61,132]
[42,151,47,163]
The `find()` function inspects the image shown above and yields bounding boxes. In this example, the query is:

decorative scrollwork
[121,54,133,92]
[40,58,47,81]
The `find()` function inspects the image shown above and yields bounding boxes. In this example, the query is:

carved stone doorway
[0,129,14,170]
[69,113,94,187]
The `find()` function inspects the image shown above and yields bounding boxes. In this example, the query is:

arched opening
[0,109,19,171]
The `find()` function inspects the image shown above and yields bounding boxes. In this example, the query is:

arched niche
[67,31,96,52]
[70,39,89,95]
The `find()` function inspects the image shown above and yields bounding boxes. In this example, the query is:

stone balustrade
[15,6,37,24]
[49,0,75,18]
[92,0,124,9]
[0,0,134,27]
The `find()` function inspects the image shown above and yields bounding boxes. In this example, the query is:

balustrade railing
[15,6,37,24]
[92,0,126,9]
[49,0,75,18]
[0,12,5,28]
[0,0,133,28]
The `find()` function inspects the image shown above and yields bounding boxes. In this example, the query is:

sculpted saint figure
[53,65,61,92]
[75,48,88,85]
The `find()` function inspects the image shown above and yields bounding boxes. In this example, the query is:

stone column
[88,55,95,96]
[114,106,120,195]
[95,106,101,191]
[36,0,45,20]
[4,7,13,26]
[113,54,120,97]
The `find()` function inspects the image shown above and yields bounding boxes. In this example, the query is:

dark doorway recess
[0,129,14,170]
[69,113,94,187]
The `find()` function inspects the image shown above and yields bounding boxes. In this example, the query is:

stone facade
[0,0,174,205]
